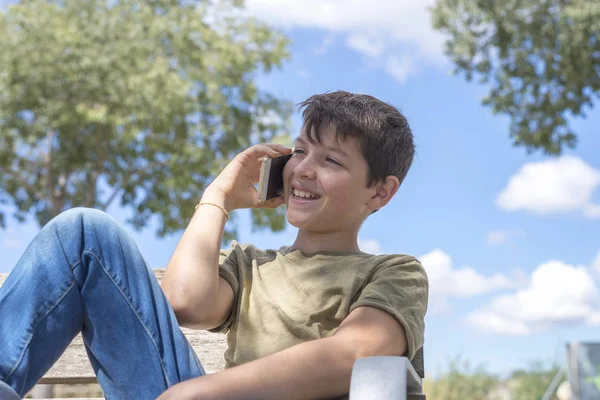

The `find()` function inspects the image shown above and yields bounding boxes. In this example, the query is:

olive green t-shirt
[209,241,428,369]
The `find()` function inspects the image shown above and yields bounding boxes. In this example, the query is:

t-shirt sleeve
[207,243,241,334]
[349,256,428,360]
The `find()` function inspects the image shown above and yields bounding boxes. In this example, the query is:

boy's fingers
[265,143,293,154]
[257,195,286,209]
[247,143,292,159]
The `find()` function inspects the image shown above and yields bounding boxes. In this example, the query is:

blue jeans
[0,208,205,399]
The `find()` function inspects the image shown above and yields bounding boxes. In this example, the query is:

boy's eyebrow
[294,137,350,158]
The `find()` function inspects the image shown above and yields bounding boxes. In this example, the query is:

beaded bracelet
[195,202,230,221]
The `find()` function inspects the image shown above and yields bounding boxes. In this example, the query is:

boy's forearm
[175,336,357,400]
[161,189,229,310]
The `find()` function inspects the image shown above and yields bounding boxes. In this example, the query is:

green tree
[0,0,291,240]
[425,357,500,400]
[432,0,600,154]
[510,362,562,400]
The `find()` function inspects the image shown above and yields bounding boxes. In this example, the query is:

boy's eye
[326,157,342,166]
[292,148,342,166]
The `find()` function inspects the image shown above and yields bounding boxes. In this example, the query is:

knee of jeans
[52,207,117,233]
[50,208,148,272]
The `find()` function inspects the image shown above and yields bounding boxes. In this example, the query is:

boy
[0,91,428,399]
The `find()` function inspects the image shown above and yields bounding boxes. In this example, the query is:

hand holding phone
[257,153,292,203]
[203,144,292,211]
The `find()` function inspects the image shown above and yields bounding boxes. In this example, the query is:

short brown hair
[298,91,415,187]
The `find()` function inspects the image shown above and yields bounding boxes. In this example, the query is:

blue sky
[2,0,600,379]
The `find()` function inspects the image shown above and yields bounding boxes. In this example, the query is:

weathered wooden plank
[0,272,9,286]
[0,269,227,385]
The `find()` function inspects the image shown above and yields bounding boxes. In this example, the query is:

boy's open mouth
[291,187,321,201]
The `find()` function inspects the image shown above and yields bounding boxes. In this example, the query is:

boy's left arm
[156,306,408,400]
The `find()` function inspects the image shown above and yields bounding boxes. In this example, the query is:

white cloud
[1,238,21,249]
[345,33,385,58]
[486,231,508,246]
[244,0,446,83]
[313,35,335,55]
[1,227,23,250]
[419,249,518,311]
[359,238,382,254]
[468,260,600,335]
[591,251,600,279]
[497,156,600,218]
[297,68,310,80]
[584,203,600,218]
[385,55,416,84]
[486,229,525,246]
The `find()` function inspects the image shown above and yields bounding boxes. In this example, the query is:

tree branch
[101,181,124,211]
[99,161,162,211]
[85,125,108,208]
[45,129,55,211]
[51,172,68,217]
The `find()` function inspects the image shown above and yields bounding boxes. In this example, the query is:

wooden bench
[1,269,425,400]
[0,269,227,399]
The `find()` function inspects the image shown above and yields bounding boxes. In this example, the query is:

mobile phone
[257,153,292,203]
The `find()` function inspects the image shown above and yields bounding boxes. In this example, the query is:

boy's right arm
[160,144,292,330]
[161,188,234,330]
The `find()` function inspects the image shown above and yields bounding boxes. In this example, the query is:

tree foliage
[432,0,600,154]
[424,357,565,400]
[424,357,500,400]
[0,0,292,240]
[510,362,561,400]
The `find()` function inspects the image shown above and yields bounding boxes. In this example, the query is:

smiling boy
[158,91,429,399]
[0,91,427,400]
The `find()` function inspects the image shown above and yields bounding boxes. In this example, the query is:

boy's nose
[292,158,317,180]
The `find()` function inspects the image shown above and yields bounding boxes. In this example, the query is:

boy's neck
[290,229,361,254]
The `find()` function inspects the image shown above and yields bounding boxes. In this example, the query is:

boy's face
[283,127,377,233]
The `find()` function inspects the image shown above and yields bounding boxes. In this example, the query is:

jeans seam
[83,250,173,387]
[51,222,82,272]
[4,279,76,382]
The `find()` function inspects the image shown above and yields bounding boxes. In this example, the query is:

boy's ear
[367,175,400,211]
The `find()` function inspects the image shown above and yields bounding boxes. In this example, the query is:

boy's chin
[285,214,303,229]
[285,211,315,230]
[286,213,335,234]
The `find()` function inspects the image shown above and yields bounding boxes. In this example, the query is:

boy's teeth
[293,189,318,199]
